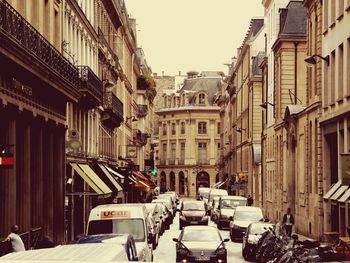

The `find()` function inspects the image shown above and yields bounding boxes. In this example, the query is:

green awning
[70,163,112,197]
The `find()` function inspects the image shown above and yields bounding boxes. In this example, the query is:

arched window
[181,122,185,134]
[198,93,205,105]
[164,96,167,108]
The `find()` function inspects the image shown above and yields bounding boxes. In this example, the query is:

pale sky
[124,0,264,76]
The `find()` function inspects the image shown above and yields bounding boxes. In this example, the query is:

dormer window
[198,93,205,105]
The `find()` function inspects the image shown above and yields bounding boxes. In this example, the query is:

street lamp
[259,101,275,109]
[304,54,329,65]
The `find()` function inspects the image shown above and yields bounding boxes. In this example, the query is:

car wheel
[152,234,157,250]
[242,248,248,260]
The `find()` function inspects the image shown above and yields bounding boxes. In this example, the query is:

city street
[154,198,247,263]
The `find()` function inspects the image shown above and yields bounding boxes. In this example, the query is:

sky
[124,0,264,76]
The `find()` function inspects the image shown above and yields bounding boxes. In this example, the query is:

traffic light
[151,167,158,176]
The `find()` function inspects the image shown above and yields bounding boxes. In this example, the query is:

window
[347,38,350,95]
[330,0,336,26]
[338,0,344,18]
[162,143,167,159]
[217,143,221,150]
[164,97,167,108]
[198,143,207,163]
[171,123,176,135]
[330,50,336,104]
[198,93,205,105]
[198,122,207,134]
[217,122,221,134]
[338,44,344,100]
[180,143,185,160]
[323,0,329,31]
[181,122,185,134]
[163,124,167,136]
[171,143,176,161]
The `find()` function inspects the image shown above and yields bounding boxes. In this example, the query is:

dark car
[242,222,275,260]
[178,200,208,230]
[173,226,229,263]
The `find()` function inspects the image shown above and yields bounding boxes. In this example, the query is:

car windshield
[220,199,246,209]
[182,229,221,242]
[183,202,205,211]
[87,219,145,241]
[234,211,263,222]
[250,224,273,235]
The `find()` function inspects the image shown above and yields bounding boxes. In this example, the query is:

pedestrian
[7,224,25,252]
[247,194,254,206]
[282,208,295,237]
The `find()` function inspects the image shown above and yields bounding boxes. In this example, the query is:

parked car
[210,196,221,223]
[144,203,165,235]
[173,226,229,263]
[216,196,247,229]
[153,195,174,219]
[164,191,180,205]
[151,199,173,227]
[146,214,160,250]
[229,206,265,241]
[178,200,208,230]
[197,187,211,204]
[158,193,177,213]
[207,189,228,216]
[242,222,275,261]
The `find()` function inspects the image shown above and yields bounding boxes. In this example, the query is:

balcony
[197,159,209,165]
[102,91,124,128]
[0,0,80,99]
[77,66,103,108]
[137,104,148,118]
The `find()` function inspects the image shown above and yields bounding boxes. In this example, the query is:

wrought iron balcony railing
[102,91,124,128]
[0,0,79,92]
[77,66,103,107]
[137,104,148,117]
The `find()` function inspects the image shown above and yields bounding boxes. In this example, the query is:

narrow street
[153,198,247,262]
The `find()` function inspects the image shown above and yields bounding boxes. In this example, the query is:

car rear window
[182,229,221,241]
[88,219,145,241]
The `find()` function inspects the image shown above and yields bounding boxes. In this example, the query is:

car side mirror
[223,238,229,242]
[172,238,179,242]
[229,216,233,221]
[291,234,298,240]
[264,218,269,222]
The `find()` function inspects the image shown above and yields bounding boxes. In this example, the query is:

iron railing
[0,0,79,88]
[77,66,103,103]
[104,91,123,119]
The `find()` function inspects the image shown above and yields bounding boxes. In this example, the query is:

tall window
[338,0,344,18]
[164,97,167,108]
[217,122,221,134]
[198,93,205,105]
[198,143,207,163]
[171,143,176,161]
[181,122,185,134]
[198,122,207,134]
[347,38,350,95]
[171,123,176,135]
[162,143,167,159]
[163,123,167,136]
[330,50,336,104]
[180,143,185,160]
[338,44,344,100]
[323,0,329,31]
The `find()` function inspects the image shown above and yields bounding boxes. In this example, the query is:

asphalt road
[153,199,247,262]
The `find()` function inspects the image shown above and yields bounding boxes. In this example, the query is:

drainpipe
[294,42,299,104]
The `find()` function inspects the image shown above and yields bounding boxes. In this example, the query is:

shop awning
[339,188,350,202]
[132,171,149,182]
[330,185,349,201]
[135,180,151,191]
[97,163,123,192]
[214,180,227,189]
[70,163,112,197]
[105,165,124,179]
[324,180,342,199]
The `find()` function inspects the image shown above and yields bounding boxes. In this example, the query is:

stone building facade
[156,71,223,197]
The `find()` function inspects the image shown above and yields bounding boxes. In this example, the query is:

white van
[86,203,153,262]
[0,234,137,261]
[207,189,228,215]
